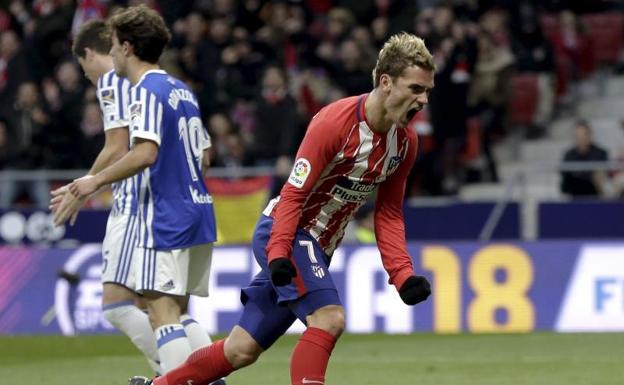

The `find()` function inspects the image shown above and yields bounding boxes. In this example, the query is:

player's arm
[69,139,157,198]
[266,109,343,284]
[71,88,162,198]
[52,77,131,225]
[201,148,211,176]
[88,127,129,175]
[51,128,130,225]
[375,134,430,305]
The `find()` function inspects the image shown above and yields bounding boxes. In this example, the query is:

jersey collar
[135,69,167,86]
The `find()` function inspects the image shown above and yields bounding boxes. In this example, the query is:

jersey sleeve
[266,108,345,262]
[201,124,212,149]
[97,75,131,131]
[374,132,418,291]
[129,86,163,146]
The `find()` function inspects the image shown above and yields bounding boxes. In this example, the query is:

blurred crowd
[0,0,623,207]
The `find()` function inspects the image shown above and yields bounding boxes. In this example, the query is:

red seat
[582,13,624,64]
[459,117,482,162]
[509,73,539,126]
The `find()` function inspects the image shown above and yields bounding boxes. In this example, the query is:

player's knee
[308,305,345,337]
[224,340,261,368]
[145,295,182,328]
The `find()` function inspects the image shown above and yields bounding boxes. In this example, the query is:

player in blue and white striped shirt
[68,9,223,380]
[51,19,160,373]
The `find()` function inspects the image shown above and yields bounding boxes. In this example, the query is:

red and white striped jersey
[264,94,418,290]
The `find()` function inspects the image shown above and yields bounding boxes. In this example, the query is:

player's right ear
[84,47,94,61]
[379,74,392,93]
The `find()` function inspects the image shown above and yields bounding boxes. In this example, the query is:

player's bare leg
[102,283,160,374]
[289,304,344,385]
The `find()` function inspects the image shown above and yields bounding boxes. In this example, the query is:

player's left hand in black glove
[399,275,431,305]
[269,257,297,286]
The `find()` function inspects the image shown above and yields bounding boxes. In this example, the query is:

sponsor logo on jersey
[288,158,311,188]
[330,177,375,202]
[189,185,213,204]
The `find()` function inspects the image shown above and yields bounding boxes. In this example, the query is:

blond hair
[372,32,435,87]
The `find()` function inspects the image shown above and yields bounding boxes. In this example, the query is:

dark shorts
[237,215,342,349]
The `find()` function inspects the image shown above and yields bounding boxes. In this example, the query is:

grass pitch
[0,333,621,385]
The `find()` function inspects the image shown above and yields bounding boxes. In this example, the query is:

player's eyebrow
[409,83,433,93]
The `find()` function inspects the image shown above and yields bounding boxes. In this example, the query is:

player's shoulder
[97,69,115,90]
[138,71,193,99]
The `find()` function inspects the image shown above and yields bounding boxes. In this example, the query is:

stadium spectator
[0,81,51,208]
[468,31,514,182]
[129,31,433,385]
[330,38,372,95]
[0,117,9,170]
[47,60,87,168]
[426,4,477,194]
[509,1,556,138]
[0,29,32,118]
[560,120,609,197]
[551,10,594,104]
[62,7,223,380]
[77,101,104,168]
[252,64,303,197]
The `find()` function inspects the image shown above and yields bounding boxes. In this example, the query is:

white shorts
[101,213,139,289]
[134,243,213,297]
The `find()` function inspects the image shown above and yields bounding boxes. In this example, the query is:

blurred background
[1,0,624,339]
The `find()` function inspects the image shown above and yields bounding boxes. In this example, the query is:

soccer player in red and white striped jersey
[139,32,435,385]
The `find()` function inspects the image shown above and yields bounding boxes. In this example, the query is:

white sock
[180,314,213,351]
[103,301,161,374]
[155,323,191,373]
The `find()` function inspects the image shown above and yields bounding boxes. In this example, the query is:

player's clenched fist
[269,257,297,286]
[399,275,431,305]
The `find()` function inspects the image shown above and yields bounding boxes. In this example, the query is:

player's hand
[49,184,70,213]
[399,275,431,305]
[269,257,297,286]
[69,175,99,199]
[53,190,85,226]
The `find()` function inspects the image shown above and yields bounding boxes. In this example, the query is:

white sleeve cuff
[131,130,161,147]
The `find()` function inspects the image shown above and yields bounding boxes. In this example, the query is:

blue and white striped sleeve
[97,71,131,131]
[129,86,163,146]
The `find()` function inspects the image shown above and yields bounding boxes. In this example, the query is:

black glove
[269,257,297,286]
[399,275,431,305]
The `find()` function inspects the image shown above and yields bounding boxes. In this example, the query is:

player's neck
[128,61,161,85]
[364,89,393,134]
[94,55,114,81]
